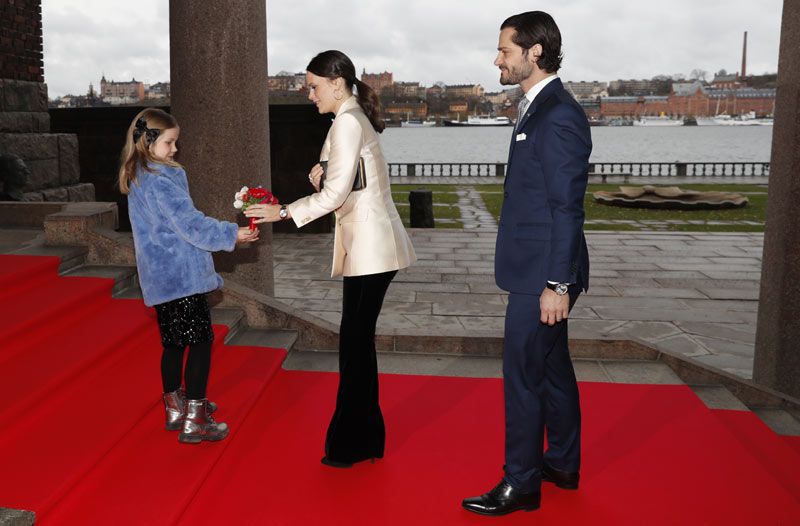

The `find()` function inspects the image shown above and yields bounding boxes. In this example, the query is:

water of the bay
[379,126,773,164]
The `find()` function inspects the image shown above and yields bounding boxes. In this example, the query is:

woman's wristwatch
[279,205,288,220]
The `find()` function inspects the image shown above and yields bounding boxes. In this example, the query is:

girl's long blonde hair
[118,108,181,194]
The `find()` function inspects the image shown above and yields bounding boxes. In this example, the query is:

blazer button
[504,191,509,197]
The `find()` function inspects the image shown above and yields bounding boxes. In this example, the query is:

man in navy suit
[463,11,592,516]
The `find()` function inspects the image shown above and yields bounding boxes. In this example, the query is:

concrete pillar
[753,0,800,398]
[169,1,274,295]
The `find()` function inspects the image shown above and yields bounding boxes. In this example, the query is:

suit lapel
[505,78,563,188]
[515,78,562,131]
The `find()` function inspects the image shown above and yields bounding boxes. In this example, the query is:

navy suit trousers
[502,287,581,492]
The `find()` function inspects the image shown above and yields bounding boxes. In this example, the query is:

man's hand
[540,287,569,326]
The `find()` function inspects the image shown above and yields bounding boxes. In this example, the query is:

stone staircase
[5,235,800,439]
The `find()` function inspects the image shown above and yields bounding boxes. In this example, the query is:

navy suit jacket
[495,78,592,294]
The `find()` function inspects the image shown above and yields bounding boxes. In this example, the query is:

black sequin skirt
[154,293,215,347]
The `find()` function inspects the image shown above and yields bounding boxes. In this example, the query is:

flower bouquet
[234,186,279,231]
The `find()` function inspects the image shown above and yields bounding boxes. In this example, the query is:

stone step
[11,244,87,273]
[752,408,800,436]
[0,507,35,526]
[226,327,298,352]
[283,352,687,385]
[63,264,138,296]
[210,307,247,343]
[689,384,750,411]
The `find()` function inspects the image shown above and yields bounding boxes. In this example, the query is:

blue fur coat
[128,162,238,307]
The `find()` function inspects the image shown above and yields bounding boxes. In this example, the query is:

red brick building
[1,0,43,82]
[599,81,776,118]
[361,70,393,93]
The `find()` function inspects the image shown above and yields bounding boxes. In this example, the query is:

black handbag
[319,158,367,191]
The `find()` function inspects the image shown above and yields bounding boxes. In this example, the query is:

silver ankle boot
[178,388,217,414]
[163,390,185,431]
[179,399,229,444]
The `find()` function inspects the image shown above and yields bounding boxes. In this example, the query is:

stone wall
[0,1,92,203]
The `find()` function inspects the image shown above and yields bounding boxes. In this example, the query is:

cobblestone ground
[273,230,763,380]
[455,186,497,229]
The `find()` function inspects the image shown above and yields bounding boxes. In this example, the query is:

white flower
[240,186,249,193]
[234,191,244,200]
[233,199,244,209]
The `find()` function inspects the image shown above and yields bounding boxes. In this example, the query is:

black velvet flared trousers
[325,269,397,463]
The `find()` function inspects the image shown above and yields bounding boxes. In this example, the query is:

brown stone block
[0,111,48,133]
[67,183,95,202]
[33,111,49,131]
[0,132,57,160]
[57,134,80,185]
[41,186,68,202]
[0,112,31,132]
[21,191,43,201]
[23,157,58,190]
[1,79,45,112]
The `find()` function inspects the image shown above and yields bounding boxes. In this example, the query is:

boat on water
[400,119,436,128]
[632,116,683,127]
[443,115,512,127]
[697,111,773,126]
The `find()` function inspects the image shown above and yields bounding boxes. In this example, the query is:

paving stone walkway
[273,230,763,380]
[455,186,497,229]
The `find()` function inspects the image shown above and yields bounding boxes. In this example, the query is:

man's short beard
[500,61,535,86]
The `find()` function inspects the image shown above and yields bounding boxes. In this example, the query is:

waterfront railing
[388,162,770,178]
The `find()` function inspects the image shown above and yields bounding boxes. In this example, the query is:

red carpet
[1,254,799,525]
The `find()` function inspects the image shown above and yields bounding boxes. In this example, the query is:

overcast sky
[41,0,784,98]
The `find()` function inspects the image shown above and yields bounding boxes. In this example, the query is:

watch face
[556,284,569,295]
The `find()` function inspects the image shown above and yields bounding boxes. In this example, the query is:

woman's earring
[333,89,343,101]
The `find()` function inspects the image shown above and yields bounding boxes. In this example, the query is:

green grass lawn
[478,184,767,232]
[391,185,463,228]
[389,183,767,232]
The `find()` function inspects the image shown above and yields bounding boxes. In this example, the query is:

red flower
[249,187,269,199]
[234,185,280,231]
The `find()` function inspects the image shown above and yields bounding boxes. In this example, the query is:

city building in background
[360,70,393,92]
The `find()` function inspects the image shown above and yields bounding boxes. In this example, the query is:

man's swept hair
[501,11,563,73]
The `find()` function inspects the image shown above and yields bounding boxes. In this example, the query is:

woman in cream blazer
[246,50,415,468]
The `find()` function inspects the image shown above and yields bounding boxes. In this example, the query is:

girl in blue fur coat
[119,108,259,444]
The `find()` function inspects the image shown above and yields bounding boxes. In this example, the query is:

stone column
[753,0,800,398]
[169,0,274,295]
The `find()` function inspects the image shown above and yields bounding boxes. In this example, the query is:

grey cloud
[42,0,781,98]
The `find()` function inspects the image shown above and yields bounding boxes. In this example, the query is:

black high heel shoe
[321,456,354,468]
[321,455,380,468]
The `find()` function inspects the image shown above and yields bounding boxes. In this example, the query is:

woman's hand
[243,203,283,223]
[236,226,259,244]
[308,163,324,192]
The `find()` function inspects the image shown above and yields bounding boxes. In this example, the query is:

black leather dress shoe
[462,480,541,516]
[542,462,580,490]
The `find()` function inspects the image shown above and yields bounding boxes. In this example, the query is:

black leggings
[325,269,397,463]
[161,341,212,400]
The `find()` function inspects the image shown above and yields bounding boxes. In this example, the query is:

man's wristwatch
[278,205,288,220]
[546,282,569,296]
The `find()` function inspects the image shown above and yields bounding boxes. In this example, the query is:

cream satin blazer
[287,96,416,277]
